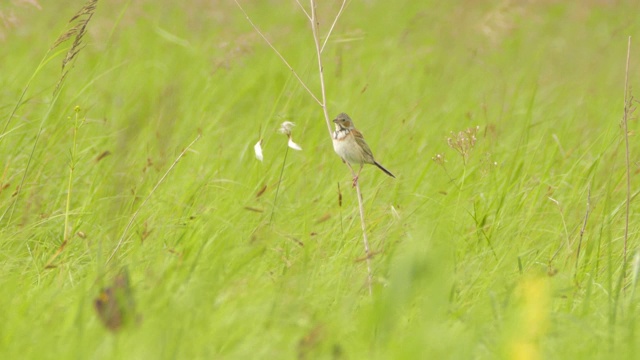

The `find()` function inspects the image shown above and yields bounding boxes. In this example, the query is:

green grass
[2,0,640,358]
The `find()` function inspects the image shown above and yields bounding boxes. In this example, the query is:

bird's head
[333,113,354,130]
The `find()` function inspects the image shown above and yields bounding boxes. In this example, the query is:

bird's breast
[333,130,362,165]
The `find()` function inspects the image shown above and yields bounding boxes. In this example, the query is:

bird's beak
[332,119,339,123]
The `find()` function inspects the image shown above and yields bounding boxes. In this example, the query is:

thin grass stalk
[355,177,373,295]
[0,47,69,224]
[575,185,591,279]
[1,88,64,225]
[64,107,82,244]
[453,164,467,229]
[611,36,633,327]
[622,36,632,273]
[309,0,333,136]
[0,50,57,148]
[270,145,290,223]
[264,71,297,223]
[44,106,84,268]
[106,133,201,264]
[1,0,98,225]
[294,0,311,20]
[628,252,640,310]
[0,0,95,144]
[232,0,321,106]
[320,0,347,54]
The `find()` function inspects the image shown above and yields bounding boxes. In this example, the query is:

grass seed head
[447,126,480,164]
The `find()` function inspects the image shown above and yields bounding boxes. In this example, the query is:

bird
[332,112,395,187]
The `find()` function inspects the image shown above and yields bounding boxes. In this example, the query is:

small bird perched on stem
[332,113,395,187]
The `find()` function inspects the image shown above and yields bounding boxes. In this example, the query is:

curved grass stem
[106,133,201,265]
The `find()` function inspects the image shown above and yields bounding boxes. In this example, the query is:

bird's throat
[333,127,350,140]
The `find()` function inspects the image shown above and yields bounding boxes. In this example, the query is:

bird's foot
[352,175,359,188]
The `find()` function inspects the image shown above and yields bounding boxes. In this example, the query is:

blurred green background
[2,0,640,358]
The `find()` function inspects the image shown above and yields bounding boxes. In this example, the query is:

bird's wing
[351,129,375,164]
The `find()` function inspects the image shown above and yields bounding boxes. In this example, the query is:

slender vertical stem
[310,0,333,136]
[320,0,347,54]
[106,133,201,264]
[43,107,82,268]
[356,183,373,295]
[294,0,311,20]
[575,185,591,279]
[64,108,81,244]
[344,162,373,294]
[270,145,290,223]
[0,50,51,148]
[623,36,631,272]
[232,0,321,106]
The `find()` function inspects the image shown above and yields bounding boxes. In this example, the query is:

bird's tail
[374,161,396,178]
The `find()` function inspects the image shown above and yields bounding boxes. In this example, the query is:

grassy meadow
[2,0,640,358]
